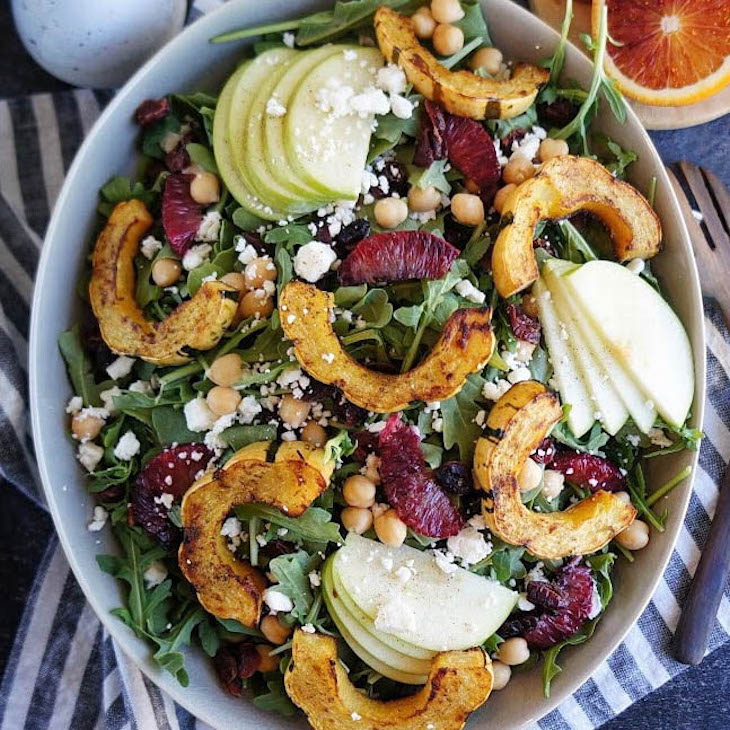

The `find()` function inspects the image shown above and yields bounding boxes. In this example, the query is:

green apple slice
[534,277,595,438]
[264,45,344,200]
[332,534,517,653]
[321,559,432,682]
[329,560,436,661]
[212,61,285,221]
[543,260,629,435]
[285,47,384,200]
[561,260,694,427]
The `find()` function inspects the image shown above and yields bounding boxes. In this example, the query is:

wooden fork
[668,161,730,666]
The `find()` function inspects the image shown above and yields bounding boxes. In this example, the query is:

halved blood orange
[592,0,730,106]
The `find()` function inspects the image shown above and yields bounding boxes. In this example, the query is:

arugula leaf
[265,224,312,247]
[187,247,237,296]
[151,406,200,445]
[141,113,181,160]
[408,159,451,194]
[268,551,321,621]
[324,430,357,467]
[486,106,537,139]
[232,207,268,231]
[542,0,572,86]
[440,373,486,461]
[551,420,609,454]
[455,1,492,46]
[253,677,298,716]
[352,288,393,328]
[542,618,600,698]
[185,142,218,174]
[98,176,156,216]
[235,505,343,545]
[221,424,278,450]
[603,138,637,178]
[334,284,367,308]
[394,304,423,329]
[585,552,616,609]
[491,545,526,582]
[58,325,101,406]
[151,606,206,686]
[558,220,598,263]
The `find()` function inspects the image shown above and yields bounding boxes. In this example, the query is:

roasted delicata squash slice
[374,7,548,120]
[179,440,330,627]
[89,200,238,366]
[280,281,495,413]
[284,630,494,730]
[474,381,636,559]
[492,156,662,297]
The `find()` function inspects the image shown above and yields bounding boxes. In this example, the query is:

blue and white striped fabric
[1,2,729,728]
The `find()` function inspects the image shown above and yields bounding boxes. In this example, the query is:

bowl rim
[28,1,706,728]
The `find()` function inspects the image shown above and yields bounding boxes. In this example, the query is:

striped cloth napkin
[1,4,729,730]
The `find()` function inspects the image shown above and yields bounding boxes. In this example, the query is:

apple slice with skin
[533,277,595,438]
[561,260,694,427]
[332,534,517,653]
[542,260,629,435]
[542,260,656,433]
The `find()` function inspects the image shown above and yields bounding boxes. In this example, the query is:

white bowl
[29,1,706,727]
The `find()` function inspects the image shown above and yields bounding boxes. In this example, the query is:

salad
[59,0,701,727]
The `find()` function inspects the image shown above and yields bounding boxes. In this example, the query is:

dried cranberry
[435,461,474,494]
[161,173,202,256]
[130,444,213,549]
[313,220,333,244]
[506,303,541,344]
[537,98,578,129]
[527,580,569,610]
[82,320,115,378]
[164,129,195,173]
[303,380,368,428]
[336,218,371,250]
[261,539,297,559]
[414,101,500,190]
[550,449,627,492]
[239,231,268,254]
[443,215,473,249]
[500,128,527,154]
[370,160,409,199]
[531,438,556,465]
[378,414,465,538]
[352,430,379,464]
[520,559,595,649]
[96,485,125,503]
[214,643,261,697]
[134,97,170,127]
[338,231,459,285]
[533,237,557,257]
[499,614,539,639]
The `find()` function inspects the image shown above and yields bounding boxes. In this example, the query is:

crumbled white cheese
[389,93,414,119]
[321,352,335,364]
[114,430,141,461]
[184,397,217,432]
[587,580,602,619]
[78,441,104,472]
[182,243,212,271]
[482,379,512,401]
[374,596,417,634]
[221,516,243,538]
[507,366,532,384]
[626,258,645,275]
[432,549,458,574]
[235,239,258,266]
[238,395,263,424]
[308,570,322,588]
[526,562,546,583]
[99,386,122,415]
[468,513,488,531]
[143,560,168,588]
[301,623,316,634]
[293,241,337,282]
[282,32,295,48]
[281,430,297,441]
[446,526,491,566]
[376,64,407,95]
[648,427,673,448]
[351,712,362,722]
[87,505,108,532]
[515,340,536,363]
[196,212,222,242]
[518,593,536,612]
[140,235,163,260]
[266,96,287,117]
[350,87,391,117]
[542,469,565,500]
[455,279,486,304]
[129,380,153,395]
[155,492,175,510]
[65,396,83,414]
[395,565,414,583]
[106,356,135,381]
[262,588,294,614]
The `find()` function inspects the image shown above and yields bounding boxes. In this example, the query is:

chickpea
[279,394,311,428]
[374,197,408,229]
[300,421,327,447]
[614,491,632,504]
[451,193,485,226]
[151,258,182,287]
[412,7,437,39]
[255,644,280,673]
[206,385,242,416]
[430,0,465,24]
[374,508,408,548]
[408,184,441,212]
[244,256,277,290]
[518,458,543,493]
[469,47,503,75]
[521,293,539,318]
[209,353,244,387]
[220,271,247,292]
[538,137,570,163]
[260,614,292,645]
[189,171,220,205]
[433,23,464,56]
[341,506,373,535]
[496,637,530,666]
[616,519,650,551]
[71,413,105,441]
[343,475,377,508]
[493,184,516,214]
[491,661,512,691]
[502,153,535,185]
[238,290,274,319]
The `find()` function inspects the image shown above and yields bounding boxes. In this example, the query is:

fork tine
[666,167,712,254]
[678,161,730,250]
[701,167,730,230]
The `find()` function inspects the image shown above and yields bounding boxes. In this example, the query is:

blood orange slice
[592,0,730,106]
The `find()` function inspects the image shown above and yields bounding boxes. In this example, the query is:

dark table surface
[2,2,730,728]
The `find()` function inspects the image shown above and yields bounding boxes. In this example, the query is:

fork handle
[674,464,730,664]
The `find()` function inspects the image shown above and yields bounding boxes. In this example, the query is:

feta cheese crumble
[140,235,163,260]
[114,430,141,461]
[446,526,491,566]
[87,505,108,532]
[455,279,486,304]
[293,241,337,282]
[196,212,222,242]
[266,96,287,117]
[262,588,294,614]
[143,560,168,588]
[78,442,104,472]
[106,356,135,381]
[182,243,212,271]
[184,397,217,432]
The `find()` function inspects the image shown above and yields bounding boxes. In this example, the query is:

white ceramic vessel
[29,1,706,727]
